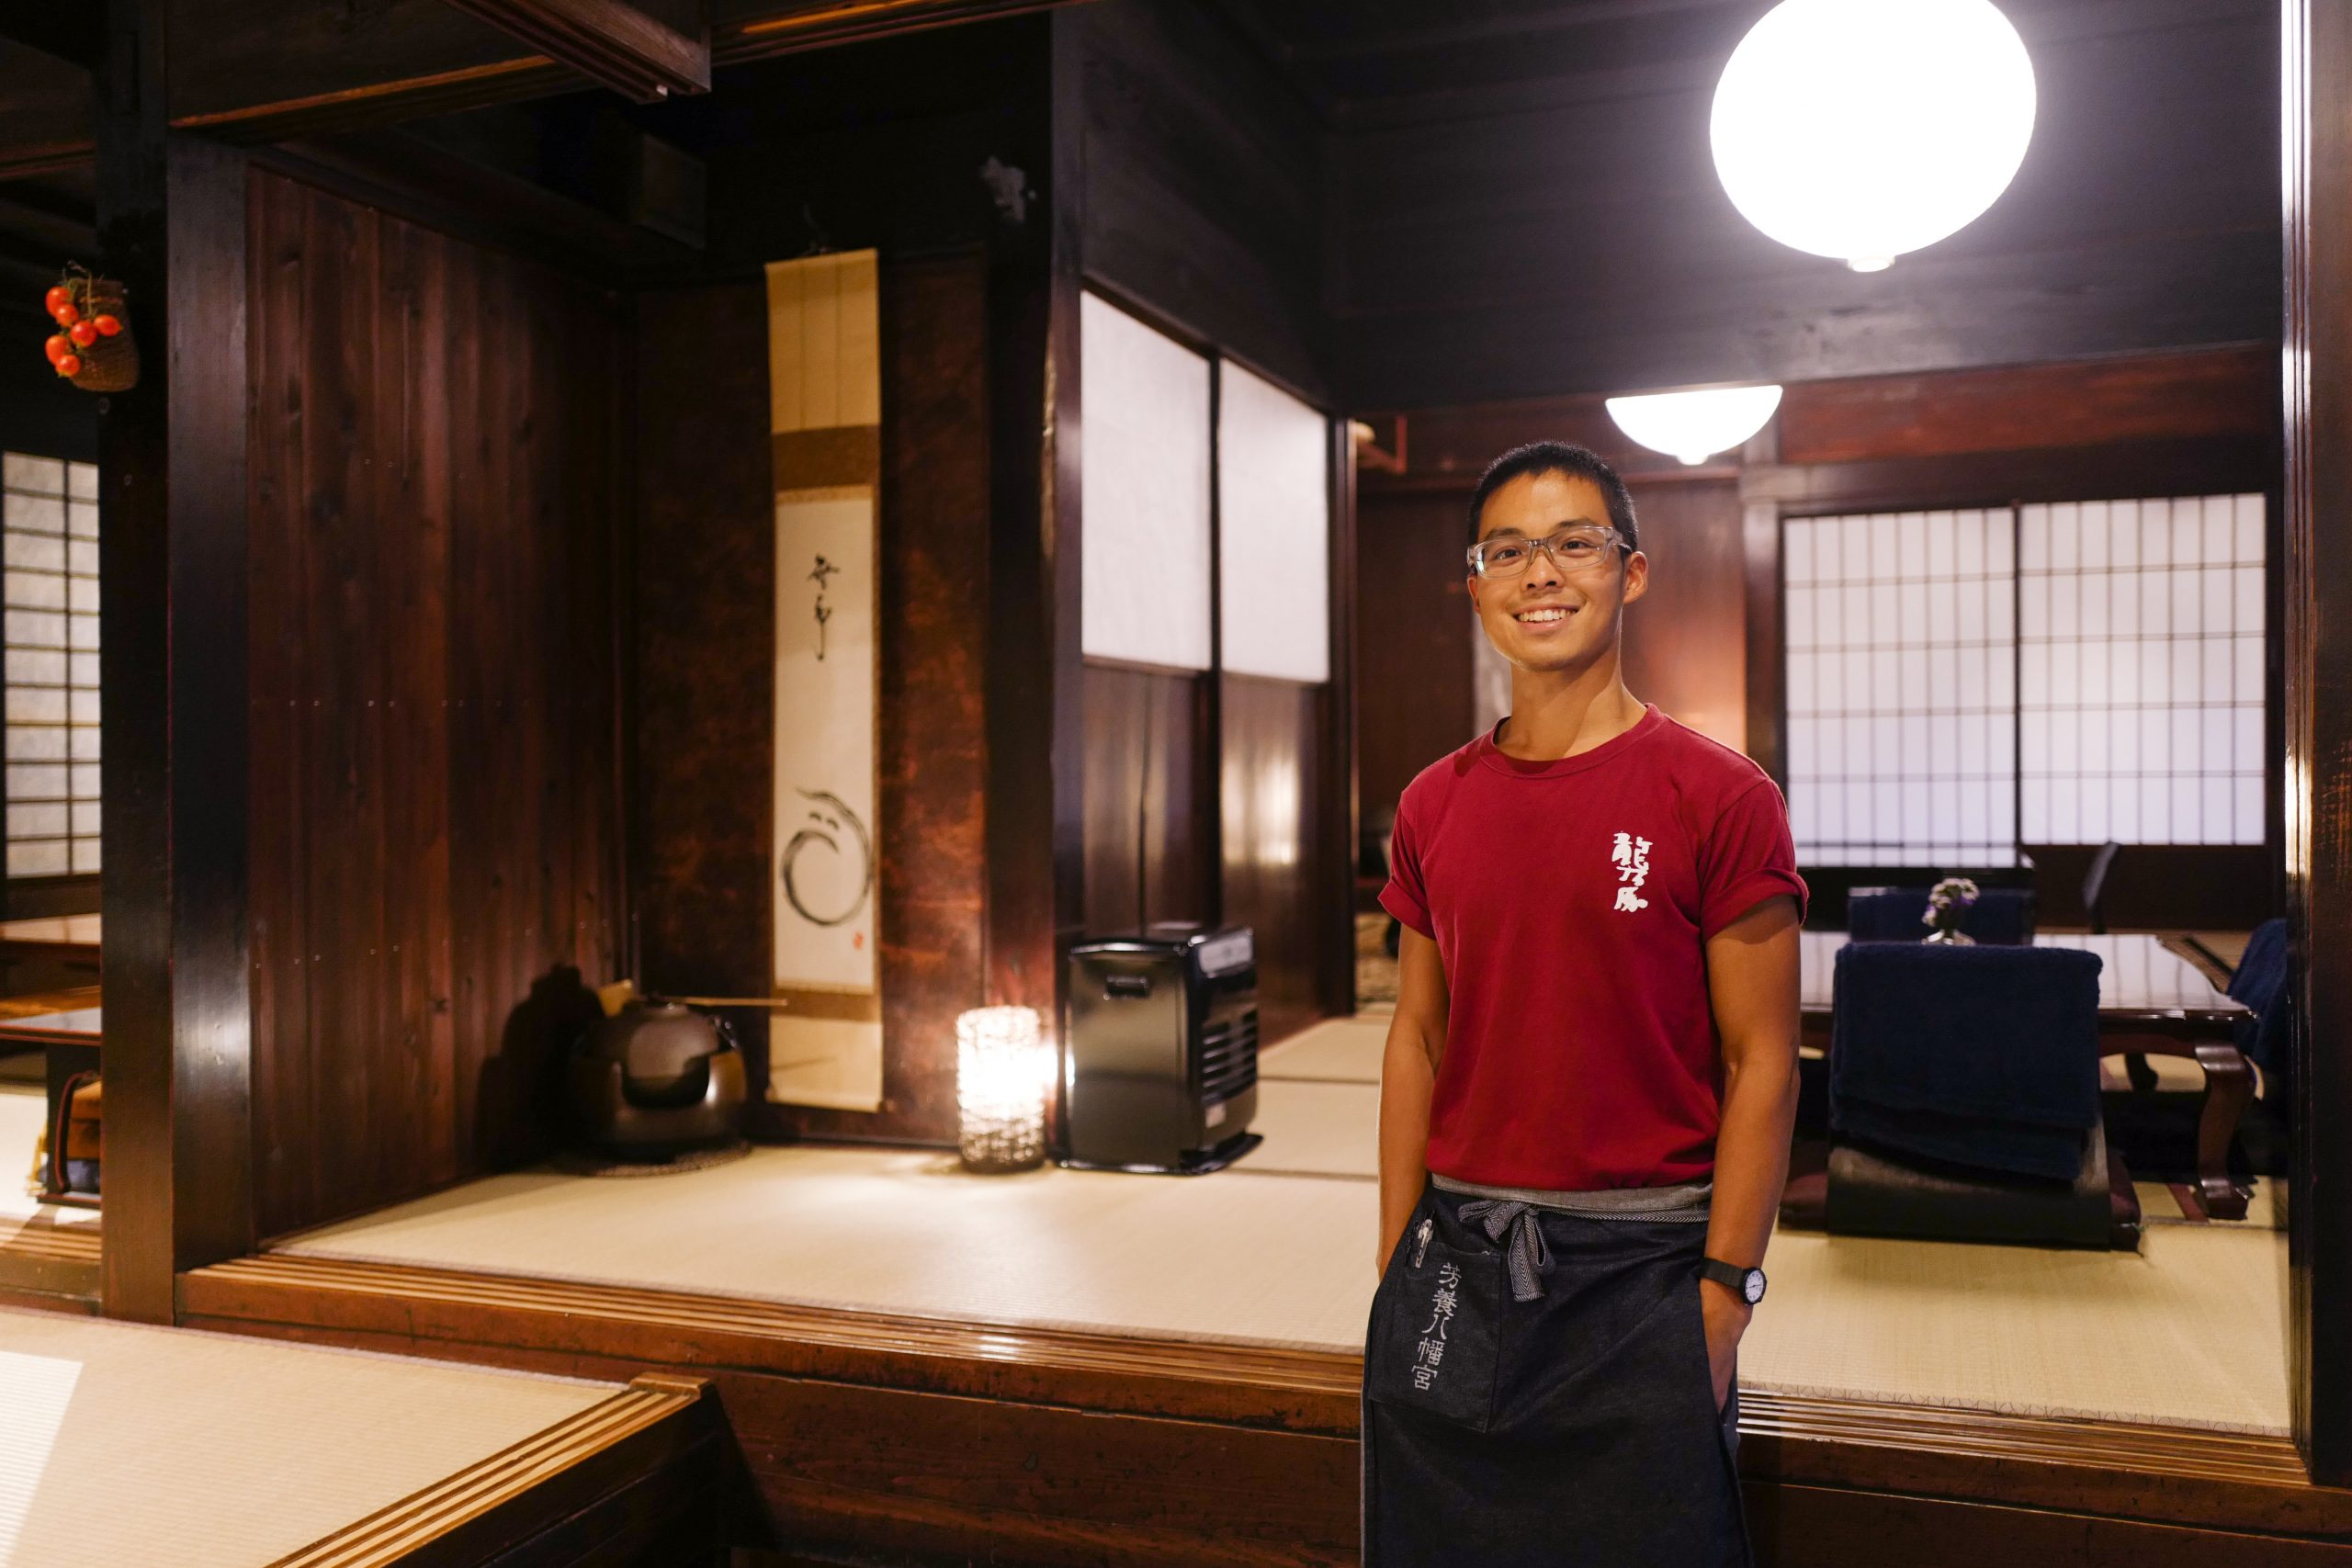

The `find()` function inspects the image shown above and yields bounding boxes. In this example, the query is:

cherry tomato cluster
[40,282,121,380]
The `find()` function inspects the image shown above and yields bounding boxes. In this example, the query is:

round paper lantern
[1711,0,2037,272]
[1606,385,1783,467]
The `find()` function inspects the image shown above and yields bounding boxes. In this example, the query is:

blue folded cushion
[1829,942,2103,1182]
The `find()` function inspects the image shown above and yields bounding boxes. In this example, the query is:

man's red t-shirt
[1380,705,1807,1191]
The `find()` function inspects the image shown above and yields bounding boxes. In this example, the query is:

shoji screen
[2,452,99,878]
[2018,496,2265,845]
[1080,291,1212,670]
[1216,361,1329,682]
[1783,509,2018,866]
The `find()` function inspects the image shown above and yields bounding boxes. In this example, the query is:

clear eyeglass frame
[1465,525,1630,580]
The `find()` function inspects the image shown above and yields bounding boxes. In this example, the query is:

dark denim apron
[1362,1182,1752,1567]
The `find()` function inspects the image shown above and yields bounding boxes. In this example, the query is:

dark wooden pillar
[982,17,1081,1058]
[1321,415,1359,1016]
[96,0,253,1321]
[2283,0,2352,1487]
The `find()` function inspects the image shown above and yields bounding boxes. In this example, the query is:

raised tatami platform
[266,1016,2293,1436]
[0,1308,718,1567]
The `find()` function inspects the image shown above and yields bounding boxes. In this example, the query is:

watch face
[1743,1269,1767,1304]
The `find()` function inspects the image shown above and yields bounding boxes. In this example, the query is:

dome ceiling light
[1710,0,2037,273]
[1605,385,1784,467]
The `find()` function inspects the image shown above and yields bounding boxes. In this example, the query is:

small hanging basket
[36,264,139,394]
[66,271,138,393]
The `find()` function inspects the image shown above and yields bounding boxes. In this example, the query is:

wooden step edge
[197,1255,2321,1495]
[263,1376,707,1568]
[272,1393,675,1568]
[204,1252,1366,1391]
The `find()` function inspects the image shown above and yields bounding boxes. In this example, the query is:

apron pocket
[1364,1214,1506,1432]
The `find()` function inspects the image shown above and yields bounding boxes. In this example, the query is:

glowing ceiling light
[1711,0,2037,272]
[1605,385,1784,467]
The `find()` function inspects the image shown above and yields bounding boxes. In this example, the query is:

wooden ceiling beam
[711,0,1080,64]
[0,0,1086,176]
[436,0,711,103]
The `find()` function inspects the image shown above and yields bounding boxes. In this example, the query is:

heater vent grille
[1198,1010,1259,1104]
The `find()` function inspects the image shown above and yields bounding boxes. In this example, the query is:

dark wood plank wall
[246,167,623,1239]
[1353,487,1474,858]
[1068,0,1326,400]
[1331,0,2280,410]
[1080,660,1215,939]
[1221,673,1325,1041]
[627,280,772,1033]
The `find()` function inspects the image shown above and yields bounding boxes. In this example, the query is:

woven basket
[67,277,138,393]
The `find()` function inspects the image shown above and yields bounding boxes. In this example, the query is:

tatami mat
[1249,1080,1378,1178]
[285,1146,1383,1350]
[1261,1017,1385,1083]
[280,1014,2292,1434]
[1742,1224,2290,1432]
[0,1309,616,1568]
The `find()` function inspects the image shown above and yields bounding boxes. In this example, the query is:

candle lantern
[956,1005,1051,1172]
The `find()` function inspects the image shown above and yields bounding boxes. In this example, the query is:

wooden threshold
[0,1218,99,1312]
[264,1373,718,1568]
[179,1252,2352,1549]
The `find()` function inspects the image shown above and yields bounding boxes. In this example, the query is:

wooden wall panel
[628,279,772,1016]
[1069,0,1327,400]
[1221,674,1323,1042]
[247,169,622,1239]
[1352,488,1475,846]
[1080,659,1213,939]
[1779,347,2278,467]
[637,254,994,1146]
[1617,479,1746,751]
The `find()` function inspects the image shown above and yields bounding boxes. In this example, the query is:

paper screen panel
[1080,292,1213,671]
[1782,509,2018,867]
[2,454,100,880]
[1216,362,1329,682]
[2018,495,2265,845]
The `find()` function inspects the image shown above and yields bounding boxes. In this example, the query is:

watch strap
[1698,1257,1764,1302]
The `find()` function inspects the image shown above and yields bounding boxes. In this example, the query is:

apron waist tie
[1459,1199,1551,1302]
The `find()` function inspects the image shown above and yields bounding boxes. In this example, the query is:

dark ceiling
[1208,0,1769,122]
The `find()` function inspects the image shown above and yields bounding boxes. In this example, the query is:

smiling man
[1362,442,1804,1567]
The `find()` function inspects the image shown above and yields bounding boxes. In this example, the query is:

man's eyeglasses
[1465,525,1630,580]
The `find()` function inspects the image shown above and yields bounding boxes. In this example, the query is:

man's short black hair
[1466,441,1639,554]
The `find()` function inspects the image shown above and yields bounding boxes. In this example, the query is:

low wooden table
[1799,932,2256,1220]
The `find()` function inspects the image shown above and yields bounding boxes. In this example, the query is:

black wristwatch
[1698,1257,1767,1306]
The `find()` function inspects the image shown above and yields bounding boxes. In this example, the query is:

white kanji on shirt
[1611,830,1652,912]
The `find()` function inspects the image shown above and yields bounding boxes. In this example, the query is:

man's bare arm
[1376,927,1448,1274]
[1697,894,1803,1404]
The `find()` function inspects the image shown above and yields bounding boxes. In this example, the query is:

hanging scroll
[766,250,885,1111]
